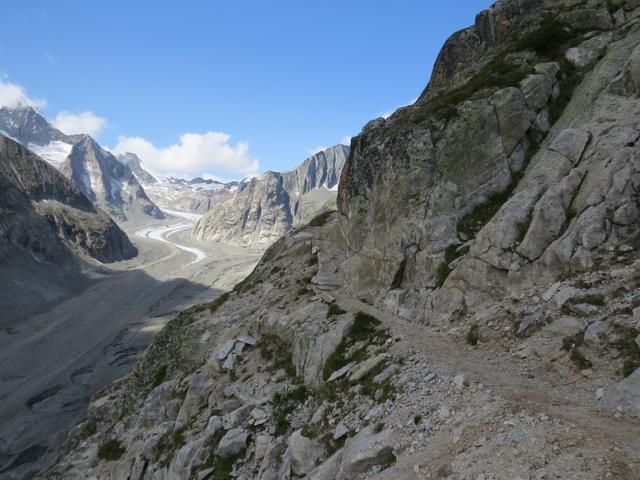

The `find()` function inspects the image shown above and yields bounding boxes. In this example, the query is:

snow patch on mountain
[28,141,73,168]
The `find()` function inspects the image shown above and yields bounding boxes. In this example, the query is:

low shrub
[97,439,125,461]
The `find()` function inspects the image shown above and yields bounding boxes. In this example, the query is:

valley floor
[0,210,262,480]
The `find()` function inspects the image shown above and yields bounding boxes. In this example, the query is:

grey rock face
[599,369,640,416]
[62,136,164,221]
[0,134,136,262]
[192,145,348,246]
[0,106,81,146]
[336,426,395,479]
[117,152,157,184]
[286,430,324,476]
[0,133,137,319]
[216,428,250,457]
[338,0,640,325]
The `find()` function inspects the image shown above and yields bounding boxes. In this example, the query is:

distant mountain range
[0,105,351,248]
[0,133,137,319]
[192,144,349,246]
[0,106,163,221]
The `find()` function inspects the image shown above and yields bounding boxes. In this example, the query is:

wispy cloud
[45,51,56,63]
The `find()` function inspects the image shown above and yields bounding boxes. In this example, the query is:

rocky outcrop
[0,134,137,319]
[339,0,640,324]
[62,136,164,221]
[192,145,348,246]
[117,152,157,184]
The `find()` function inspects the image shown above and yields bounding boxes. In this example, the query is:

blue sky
[0,0,493,179]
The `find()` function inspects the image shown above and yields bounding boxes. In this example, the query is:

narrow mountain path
[328,291,640,461]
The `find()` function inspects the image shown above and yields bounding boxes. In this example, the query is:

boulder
[349,354,387,383]
[216,428,250,457]
[335,425,395,479]
[599,369,640,416]
[287,430,324,476]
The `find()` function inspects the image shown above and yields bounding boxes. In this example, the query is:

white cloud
[308,145,328,156]
[340,136,352,146]
[113,132,259,178]
[0,79,47,109]
[53,111,107,136]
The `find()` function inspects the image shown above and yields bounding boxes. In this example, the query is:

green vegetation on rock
[322,312,390,383]
[97,439,125,461]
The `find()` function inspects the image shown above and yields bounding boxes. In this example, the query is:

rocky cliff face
[117,152,158,185]
[338,0,640,324]
[44,1,640,479]
[0,134,137,319]
[0,106,81,147]
[192,145,348,246]
[62,136,164,221]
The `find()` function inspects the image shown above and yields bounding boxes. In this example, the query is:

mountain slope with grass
[44,1,640,479]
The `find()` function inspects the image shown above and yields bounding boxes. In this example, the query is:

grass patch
[564,294,605,308]
[149,364,168,391]
[322,312,388,381]
[259,334,296,378]
[562,330,585,351]
[272,386,309,436]
[297,287,312,296]
[623,359,640,377]
[610,325,640,377]
[308,210,335,227]
[97,439,125,461]
[512,16,576,58]
[327,302,347,319]
[210,452,243,480]
[569,348,592,370]
[172,428,185,446]
[457,188,515,239]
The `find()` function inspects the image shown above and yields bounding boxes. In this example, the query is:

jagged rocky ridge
[143,177,240,214]
[0,134,137,319]
[0,106,164,221]
[45,1,640,479]
[192,145,348,246]
[0,106,82,147]
[118,152,158,185]
[62,136,164,221]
